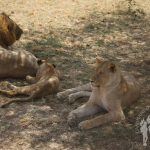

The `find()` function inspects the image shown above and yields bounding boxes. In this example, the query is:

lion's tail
[0,96,33,108]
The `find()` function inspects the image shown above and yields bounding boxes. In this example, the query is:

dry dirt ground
[0,0,150,149]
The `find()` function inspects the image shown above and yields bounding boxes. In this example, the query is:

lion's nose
[90,80,94,83]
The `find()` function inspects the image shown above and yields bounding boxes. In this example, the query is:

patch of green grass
[33,50,57,58]
[84,21,117,35]
[84,10,146,37]
[25,42,33,49]
[96,39,118,48]
[24,35,62,50]
[36,35,62,48]
[96,40,104,47]
[106,41,118,48]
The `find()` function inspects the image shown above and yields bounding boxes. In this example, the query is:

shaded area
[0,6,150,150]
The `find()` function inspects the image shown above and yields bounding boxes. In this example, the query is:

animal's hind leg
[68,91,91,103]
[79,108,125,130]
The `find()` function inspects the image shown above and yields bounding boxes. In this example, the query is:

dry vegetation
[0,0,150,149]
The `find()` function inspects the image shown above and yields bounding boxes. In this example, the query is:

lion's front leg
[26,75,37,84]
[79,109,125,130]
[57,89,75,100]
[68,91,91,103]
[57,83,91,100]
[68,102,100,126]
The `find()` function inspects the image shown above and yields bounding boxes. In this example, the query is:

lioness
[57,58,140,129]
[0,61,60,108]
[0,47,41,78]
[0,12,23,49]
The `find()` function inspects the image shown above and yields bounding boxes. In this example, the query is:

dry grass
[0,0,150,149]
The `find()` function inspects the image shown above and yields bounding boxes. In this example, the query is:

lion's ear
[37,59,45,65]
[7,23,14,32]
[52,64,56,68]
[45,61,56,68]
[109,63,116,72]
[1,12,7,16]
[96,58,102,64]
[47,63,55,69]
[45,57,51,62]
[96,57,105,64]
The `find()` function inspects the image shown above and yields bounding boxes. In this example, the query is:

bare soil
[0,0,150,149]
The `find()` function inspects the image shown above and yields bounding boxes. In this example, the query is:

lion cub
[0,61,60,108]
[0,12,23,49]
[57,58,140,129]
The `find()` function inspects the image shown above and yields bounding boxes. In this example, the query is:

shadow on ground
[0,9,150,150]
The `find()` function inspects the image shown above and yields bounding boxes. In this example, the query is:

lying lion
[0,47,42,78]
[0,61,60,108]
[57,58,140,129]
[0,12,23,49]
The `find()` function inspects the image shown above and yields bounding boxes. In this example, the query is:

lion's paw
[0,81,13,90]
[68,94,77,104]
[6,83,14,90]
[67,113,78,127]
[57,92,68,100]
[78,120,92,130]
[26,75,32,82]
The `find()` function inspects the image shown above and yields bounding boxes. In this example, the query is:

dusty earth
[0,0,150,149]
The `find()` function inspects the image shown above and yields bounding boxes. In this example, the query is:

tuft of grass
[96,40,104,47]
[25,35,62,50]
[84,22,115,35]
[36,35,62,48]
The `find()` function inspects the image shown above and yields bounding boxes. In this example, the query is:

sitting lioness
[0,61,60,108]
[0,12,23,49]
[0,47,41,78]
[57,58,140,129]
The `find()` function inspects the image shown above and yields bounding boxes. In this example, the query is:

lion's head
[90,58,120,88]
[36,60,59,79]
[0,12,23,48]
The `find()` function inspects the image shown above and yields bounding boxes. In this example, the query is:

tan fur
[0,62,60,108]
[57,58,140,129]
[0,12,23,49]
[0,47,40,78]
[57,83,91,103]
